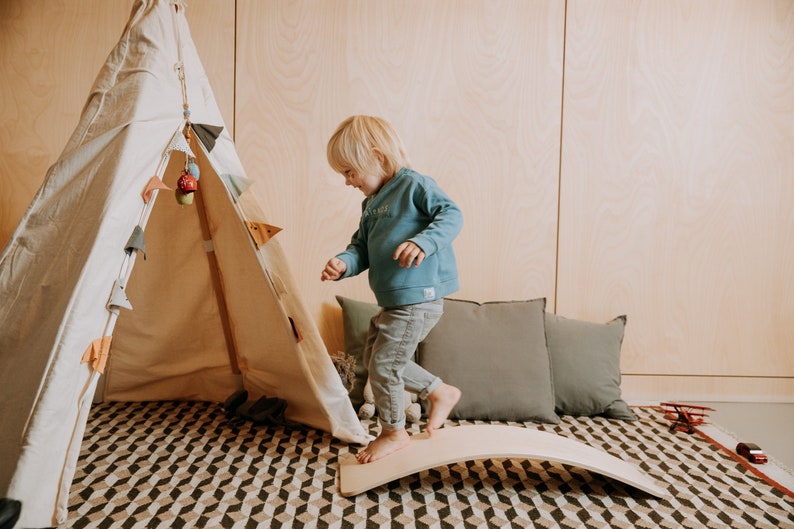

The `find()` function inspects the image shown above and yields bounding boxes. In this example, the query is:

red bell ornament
[177,171,198,193]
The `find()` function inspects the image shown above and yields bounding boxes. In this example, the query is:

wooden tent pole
[192,183,242,375]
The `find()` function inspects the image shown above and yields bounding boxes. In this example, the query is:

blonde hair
[326,115,410,176]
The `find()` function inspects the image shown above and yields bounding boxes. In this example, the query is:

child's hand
[321,257,346,281]
[394,241,425,268]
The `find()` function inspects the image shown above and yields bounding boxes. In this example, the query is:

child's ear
[372,149,391,175]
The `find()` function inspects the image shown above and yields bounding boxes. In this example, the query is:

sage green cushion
[417,298,560,423]
[335,295,379,409]
[544,312,636,421]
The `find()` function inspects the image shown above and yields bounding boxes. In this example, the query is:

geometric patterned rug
[62,401,794,529]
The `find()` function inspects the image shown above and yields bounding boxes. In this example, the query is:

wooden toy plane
[660,402,714,434]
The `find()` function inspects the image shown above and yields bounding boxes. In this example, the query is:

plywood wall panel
[0,0,235,249]
[558,0,794,379]
[235,0,565,353]
[621,375,794,404]
[183,2,236,131]
[3,1,791,401]
[0,1,132,248]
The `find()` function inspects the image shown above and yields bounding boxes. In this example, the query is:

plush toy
[358,377,422,423]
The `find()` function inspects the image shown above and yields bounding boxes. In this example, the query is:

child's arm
[333,219,370,279]
[324,224,368,281]
[321,257,347,281]
[408,184,463,259]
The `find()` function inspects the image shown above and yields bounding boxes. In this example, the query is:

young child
[321,115,462,464]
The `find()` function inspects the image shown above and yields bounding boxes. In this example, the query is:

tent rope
[170,0,201,203]
[171,1,191,125]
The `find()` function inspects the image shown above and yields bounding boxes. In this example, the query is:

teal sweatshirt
[336,167,462,307]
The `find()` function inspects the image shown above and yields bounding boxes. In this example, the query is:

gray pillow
[417,298,560,423]
[335,295,380,409]
[544,312,636,421]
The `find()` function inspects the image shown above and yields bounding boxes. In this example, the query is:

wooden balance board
[339,424,668,497]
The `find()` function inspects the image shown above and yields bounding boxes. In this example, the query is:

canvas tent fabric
[0,1,368,527]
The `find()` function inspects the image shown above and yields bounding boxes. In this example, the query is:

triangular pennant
[246,222,282,248]
[106,280,133,313]
[192,123,224,152]
[166,130,194,157]
[142,176,171,204]
[220,173,253,201]
[80,336,112,374]
[125,225,146,259]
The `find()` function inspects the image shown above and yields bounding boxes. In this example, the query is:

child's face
[342,167,387,196]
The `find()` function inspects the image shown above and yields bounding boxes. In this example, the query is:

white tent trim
[0,2,367,527]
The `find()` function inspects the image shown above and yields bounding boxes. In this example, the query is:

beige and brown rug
[59,401,793,528]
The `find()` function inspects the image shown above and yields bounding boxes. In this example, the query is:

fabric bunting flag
[246,222,282,248]
[192,123,224,152]
[142,176,171,204]
[220,173,253,201]
[125,225,146,259]
[81,336,112,374]
[166,131,194,157]
[106,280,133,313]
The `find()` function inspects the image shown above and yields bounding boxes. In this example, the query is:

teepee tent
[0,1,367,526]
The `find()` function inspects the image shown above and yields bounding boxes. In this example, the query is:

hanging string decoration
[172,17,200,206]
[175,125,200,205]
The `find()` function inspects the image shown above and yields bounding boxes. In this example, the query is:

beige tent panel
[0,2,367,527]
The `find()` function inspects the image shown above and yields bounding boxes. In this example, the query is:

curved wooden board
[339,425,667,498]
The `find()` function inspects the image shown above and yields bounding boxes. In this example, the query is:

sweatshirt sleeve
[335,199,370,278]
[408,181,463,256]
[335,230,368,279]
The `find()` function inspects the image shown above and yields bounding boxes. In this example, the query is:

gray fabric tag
[125,225,146,259]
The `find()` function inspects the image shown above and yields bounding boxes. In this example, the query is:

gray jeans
[364,299,444,431]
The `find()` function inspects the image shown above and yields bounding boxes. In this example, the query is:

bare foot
[356,428,410,464]
[426,383,461,436]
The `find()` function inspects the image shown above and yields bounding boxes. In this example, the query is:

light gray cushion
[335,295,379,409]
[417,298,560,423]
[544,312,636,421]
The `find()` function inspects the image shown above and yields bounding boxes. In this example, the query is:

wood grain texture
[182,0,236,129]
[0,0,235,248]
[235,0,565,353]
[0,1,130,247]
[557,0,794,378]
[2,1,792,400]
[621,375,794,404]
